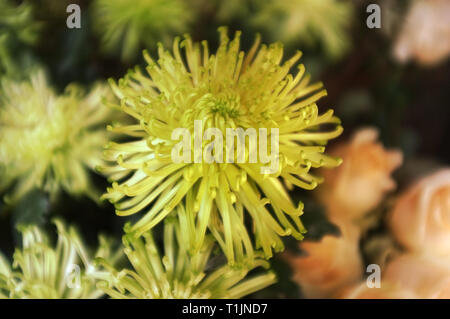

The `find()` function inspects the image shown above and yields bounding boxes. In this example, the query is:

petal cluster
[0,220,121,299]
[102,29,342,265]
[96,220,276,299]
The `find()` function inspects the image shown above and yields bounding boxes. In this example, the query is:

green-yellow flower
[96,220,276,298]
[252,0,354,59]
[0,70,117,202]
[91,0,193,61]
[102,28,342,266]
[0,219,121,299]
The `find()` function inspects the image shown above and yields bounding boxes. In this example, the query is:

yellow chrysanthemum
[0,219,121,299]
[96,220,276,299]
[91,0,193,61]
[0,70,117,202]
[101,28,342,266]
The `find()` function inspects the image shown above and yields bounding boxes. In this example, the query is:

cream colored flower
[0,70,117,202]
[388,168,450,256]
[285,219,362,298]
[384,253,450,299]
[394,0,450,66]
[338,281,417,299]
[317,127,403,221]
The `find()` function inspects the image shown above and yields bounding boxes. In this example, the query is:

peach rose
[318,127,403,221]
[388,169,450,256]
[285,219,363,298]
[384,253,450,299]
[394,0,450,66]
[338,281,417,299]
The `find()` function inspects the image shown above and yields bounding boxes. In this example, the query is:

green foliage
[0,0,41,78]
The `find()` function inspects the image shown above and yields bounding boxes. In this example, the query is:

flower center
[209,95,240,119]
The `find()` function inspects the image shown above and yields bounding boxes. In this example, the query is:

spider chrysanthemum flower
[0,70,117,202]
[96,220,276,299]
[102,28,343,265]
[91,0,193,61]
[0,219,121,299]
[252,0,353,59]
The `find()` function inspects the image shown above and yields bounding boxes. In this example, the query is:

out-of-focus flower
[101,28,343,266]
[384,253,450,299]
[0,70,117,203]
[317,128,403,221]
[394,0,450,66]
[252,0,353,59]
[206,0,251,22]
[96,221,276,299]
[388,169,450,256]
[338,281,417,299]
[285,219,363,298]
[0,219,121,299]
[0,0,40,77]
[378,0,403,38]
[91,0,193,61]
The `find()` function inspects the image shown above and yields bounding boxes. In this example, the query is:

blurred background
[0,0,449,298]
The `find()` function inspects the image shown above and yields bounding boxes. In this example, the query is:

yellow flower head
[96,220,276,299]
[0,70,117,202]
[92,0,193,61]
[102,28,342,265]
[0,219,121,299]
